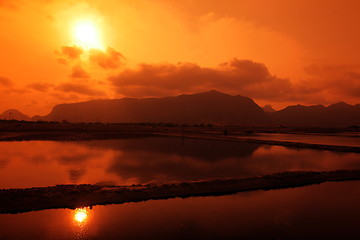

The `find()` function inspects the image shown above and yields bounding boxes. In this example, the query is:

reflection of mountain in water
[83,137,261,162]
[81,137,262,183]
[1,138,360,188]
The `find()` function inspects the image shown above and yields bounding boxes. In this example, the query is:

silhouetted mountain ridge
[0,109,31,121]
[2,91,359,127]
[262,105,276,113]
[35,90,270,125]
[269,102,360,127]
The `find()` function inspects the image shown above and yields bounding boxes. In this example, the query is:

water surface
[0,137,359,188]
[237,133,360,147]
[0,181,359,240]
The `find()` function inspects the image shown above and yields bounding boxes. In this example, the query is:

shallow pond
[0,137,359,188]
[0,181,359,240]
[237,133,360,147]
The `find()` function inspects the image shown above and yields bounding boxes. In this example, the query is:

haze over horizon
[1,0,360,116]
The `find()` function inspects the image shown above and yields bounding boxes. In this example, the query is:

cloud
[0,77,29,95]
[89,47,125,69]
[68,169,86,183]
[109,59,360,104]
[0,77,13,87]
[56,45,84,64]
[108,58,295,100]
[56,82,105,96]
[302,63,360,99]
[27,82,54,92]
[50,92,81,102]
[61,46,84,59]
[71,65,90,79]
[56,45,125,79]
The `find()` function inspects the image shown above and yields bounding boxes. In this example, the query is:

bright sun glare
[73,20,103,50]
[74,207,89,224]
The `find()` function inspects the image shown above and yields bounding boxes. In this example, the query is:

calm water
[237,133,360,147]
[1,136,360,188]
[0,181,360,240]
[1,136,360,239]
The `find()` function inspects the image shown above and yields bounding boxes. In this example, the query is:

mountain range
[0,109,31,121]
[1,90,360,127]
[269,102,360,127]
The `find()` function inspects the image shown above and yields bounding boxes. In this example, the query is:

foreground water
[1,136,360,188]
[0,181,359,240]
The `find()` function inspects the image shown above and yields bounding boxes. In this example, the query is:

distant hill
[262,105,276,113]
[3,91,357,127]
[269,102,360,127]
[35,90,271,125]
[0,109,31,121]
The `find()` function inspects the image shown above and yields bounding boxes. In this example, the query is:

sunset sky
[1,0,360,116]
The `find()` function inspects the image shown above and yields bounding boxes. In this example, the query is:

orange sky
[0,0,360,116]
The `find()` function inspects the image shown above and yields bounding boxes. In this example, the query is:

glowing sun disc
[74,207,89,223]
[73,20,103,50]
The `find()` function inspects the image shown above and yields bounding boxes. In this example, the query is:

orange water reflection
[0,137,360,189]
[0,181,360,239]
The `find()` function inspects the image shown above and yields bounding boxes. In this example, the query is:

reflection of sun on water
[74,207,89,225]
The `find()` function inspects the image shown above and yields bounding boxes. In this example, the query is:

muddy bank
[1,170,360,214]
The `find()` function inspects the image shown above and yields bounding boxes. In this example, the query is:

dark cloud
[50,92,81,101]
[27,82,54,92]
[56,82,105,96]
[61,45,84,59]
[89,47,125,69]
[71,65,90,79]
[56,45,125,77]
[108,58,294,100]
[56,45,84,64]
[68,169,86,183]
[303,63,360,99]
[0,77,13,87]
[304,64,357,76]
[108,59,360,104]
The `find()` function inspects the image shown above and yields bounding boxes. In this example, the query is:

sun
[73,19,103,50]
